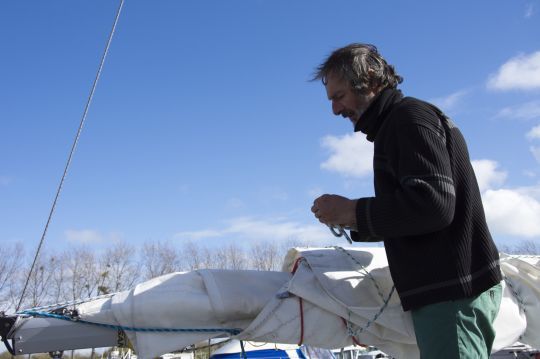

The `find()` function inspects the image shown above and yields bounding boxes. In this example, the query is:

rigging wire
[16,0,126,312]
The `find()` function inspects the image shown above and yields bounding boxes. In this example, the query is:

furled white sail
[32,247,540,359]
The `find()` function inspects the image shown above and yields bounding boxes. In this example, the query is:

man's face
[325,72,377,127]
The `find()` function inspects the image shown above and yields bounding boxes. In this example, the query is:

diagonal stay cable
[16,0,126,312]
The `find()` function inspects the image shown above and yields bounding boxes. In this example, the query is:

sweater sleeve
[351,104,456,241]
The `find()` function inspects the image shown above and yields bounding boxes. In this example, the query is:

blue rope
[20,310,242,335]
[503,275,527,314]
[332,246,391,301]
[345,285,395,336]
[331,246,396,338]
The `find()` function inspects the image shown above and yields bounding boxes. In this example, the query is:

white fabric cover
[76,247,540,359]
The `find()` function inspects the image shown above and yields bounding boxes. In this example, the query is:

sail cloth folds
[75,248,539,359]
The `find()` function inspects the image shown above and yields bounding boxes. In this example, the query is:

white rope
[16,0,126,312]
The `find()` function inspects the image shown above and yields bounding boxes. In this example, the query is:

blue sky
[1,0,540,253]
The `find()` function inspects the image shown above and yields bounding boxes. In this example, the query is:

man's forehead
[325,73,348,98]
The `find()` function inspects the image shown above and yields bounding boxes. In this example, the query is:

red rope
[291,257,303,274]
[291,257,366,347]
[298,296,304,346]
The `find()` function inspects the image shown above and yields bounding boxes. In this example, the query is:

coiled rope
[328,225,353,244]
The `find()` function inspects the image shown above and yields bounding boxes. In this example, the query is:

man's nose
[332,101,343,116]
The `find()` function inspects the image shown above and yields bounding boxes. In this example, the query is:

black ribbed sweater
[351,88,502,311]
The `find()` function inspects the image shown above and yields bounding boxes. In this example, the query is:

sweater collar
[354,88,403,142]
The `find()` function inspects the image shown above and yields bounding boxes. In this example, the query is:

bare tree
[61,246,101,301]
[502,240,540,255]
[48,252,68,305]
[498,243,513,254]
[223,243,246,270]
[100,241,140,293]
[17,252,56,309]
[140,240,181,280]
[181,241,248,270]
[79,247,101,298]
[1,237,312,313]
[210,244,246,270]
[182,241,204,270]
[213,248,228,269]
[201,245,217,269]
[0,242,24,311]
[96,263,111,295]
[250,242,280,271]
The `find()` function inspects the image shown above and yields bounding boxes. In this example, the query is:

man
[311,43,503,359]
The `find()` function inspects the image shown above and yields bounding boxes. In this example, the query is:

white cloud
[523,170,537,178]
[525,3,534,18]
[527,125,540,140]
[469,160,540,238]
[259,187,289,202]
[307,186,324,198]
[487,51,540,91]
[471,160,507,192]
[175,229,223,240]
[531,146,540,163]
[430,89,469,112]
[483,188,540,238]
[527,121,540,164]
[64,229,122,244]
[495,101,540,121]
[175,216,331,244]
[226,197,246,210]
[226,217,324,241]
[520,184,540,198]
[320,133,373,178]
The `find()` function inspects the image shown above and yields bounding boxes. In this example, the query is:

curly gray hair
[312,43,403,93]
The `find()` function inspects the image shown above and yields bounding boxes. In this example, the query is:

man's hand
[311,194,357,227]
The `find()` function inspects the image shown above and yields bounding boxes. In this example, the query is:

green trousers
[411,283,502,359]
